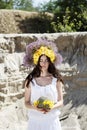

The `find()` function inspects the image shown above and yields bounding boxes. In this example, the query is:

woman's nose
[42,61,48,64]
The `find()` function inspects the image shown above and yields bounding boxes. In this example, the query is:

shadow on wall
[18,14,54,33]
[64,85,87,108]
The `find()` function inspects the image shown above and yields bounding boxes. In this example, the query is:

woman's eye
[40,60,48,63]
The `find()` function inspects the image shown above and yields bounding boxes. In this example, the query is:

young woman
[23,39,64,130]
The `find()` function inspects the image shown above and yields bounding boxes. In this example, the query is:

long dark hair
[24,55,63,87]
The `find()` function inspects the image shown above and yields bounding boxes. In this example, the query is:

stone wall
[0,32,87,130]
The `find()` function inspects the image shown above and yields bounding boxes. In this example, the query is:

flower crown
[33,46,55,64]
[23,39,63,67]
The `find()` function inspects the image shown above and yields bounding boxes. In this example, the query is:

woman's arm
[53,80,63,109]
[24,80,44,112]
[24,80,35,109]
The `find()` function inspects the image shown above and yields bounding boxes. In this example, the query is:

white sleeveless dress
[27,77,62,130]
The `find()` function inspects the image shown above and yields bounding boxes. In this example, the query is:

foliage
[0,0,13,9]
[53,0,87,32]
[39,0,55,13]
[13,0,34,11]
[51,7,86,32]
[0,0,35,11]
[40,0,87,32]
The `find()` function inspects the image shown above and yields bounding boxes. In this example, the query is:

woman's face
[39,55,49,71]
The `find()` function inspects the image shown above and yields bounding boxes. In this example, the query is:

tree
[0,0,35,11]
[53,0,87,32]
[40,0,87,32]
[13,0,34,11]
[39,0,55,13]
[0,0,13,9]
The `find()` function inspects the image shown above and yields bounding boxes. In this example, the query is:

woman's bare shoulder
[57,80,63,87]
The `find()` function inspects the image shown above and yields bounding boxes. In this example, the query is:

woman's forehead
[40,55,47,60]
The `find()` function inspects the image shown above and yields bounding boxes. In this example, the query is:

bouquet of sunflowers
[34,96,54,112]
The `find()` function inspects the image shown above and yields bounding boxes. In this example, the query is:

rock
[61,113,81,130]
[4,52,24,72]
[0,98,27,130]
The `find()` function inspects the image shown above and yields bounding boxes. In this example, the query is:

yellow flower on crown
[33,46,56,64]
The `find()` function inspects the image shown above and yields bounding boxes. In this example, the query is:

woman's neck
[40,71,50,77]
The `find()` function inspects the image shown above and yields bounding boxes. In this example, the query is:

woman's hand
[34,106,51,114]
[32,105,45,113]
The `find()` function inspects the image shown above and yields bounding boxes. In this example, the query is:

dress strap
[51,77,58,90]
[52,77,57,84]
[30,79,36,87]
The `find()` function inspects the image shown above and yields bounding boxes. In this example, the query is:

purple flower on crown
[23,38,63,67]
